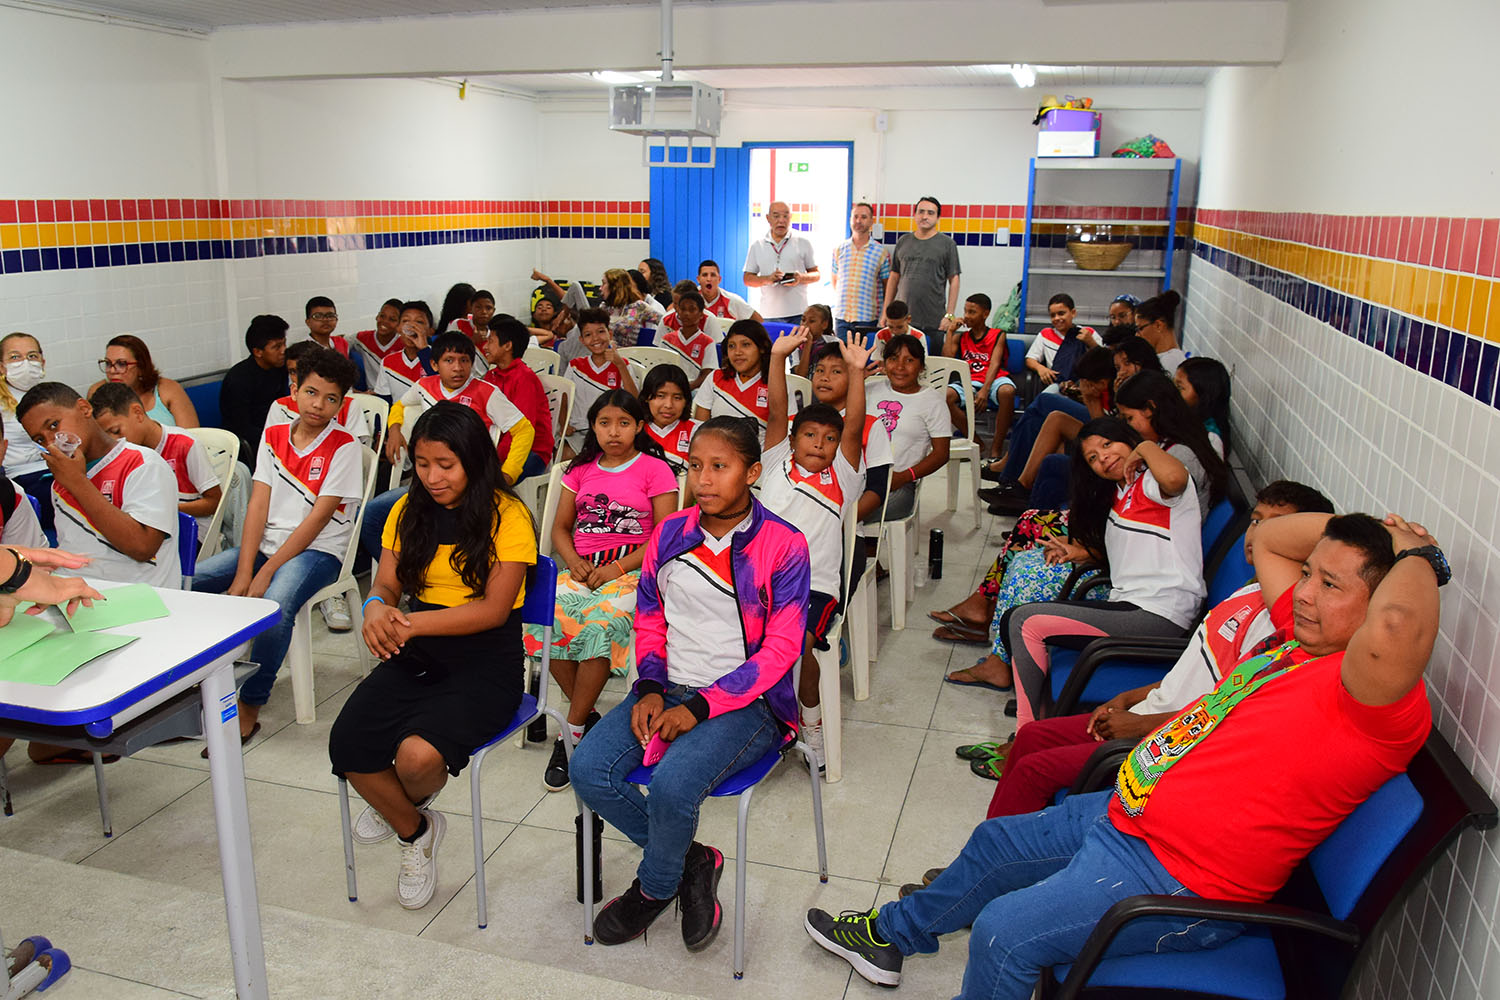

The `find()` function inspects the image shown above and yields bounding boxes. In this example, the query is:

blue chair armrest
[1050,640,1186,717]
[1053,895,1360,1000]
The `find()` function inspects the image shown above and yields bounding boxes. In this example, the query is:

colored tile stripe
[1193,226,1500,411]
[875,203,1193,249]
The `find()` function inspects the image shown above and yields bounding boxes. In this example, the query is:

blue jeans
[572,687,782,899]
[192,546,342,706]
[1000,393,1090,484]
[835,319,879,344]
[360,487,403,563]
[1030,453,1070,510]
[877,791,1240,1000]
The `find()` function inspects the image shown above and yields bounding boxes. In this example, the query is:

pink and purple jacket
[632,498,810,735]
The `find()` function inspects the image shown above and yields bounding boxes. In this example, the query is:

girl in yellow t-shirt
[329,401,536,911]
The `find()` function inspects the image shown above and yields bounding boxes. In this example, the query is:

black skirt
[328,606,526,777]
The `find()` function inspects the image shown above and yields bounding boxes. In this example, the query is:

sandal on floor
[970,755,1008,780]
[954,740,1011,761]
[927,609,988,629]
[32,748,120,766]
[944,667,1014,694]
[932,625,988,646]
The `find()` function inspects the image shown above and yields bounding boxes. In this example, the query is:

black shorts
[808,590,840,651]
[328,614,525,778]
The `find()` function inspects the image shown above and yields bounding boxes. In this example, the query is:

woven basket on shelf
[1066,241,1134,271]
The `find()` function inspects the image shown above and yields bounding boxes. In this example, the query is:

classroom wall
[1186,1,1500,996]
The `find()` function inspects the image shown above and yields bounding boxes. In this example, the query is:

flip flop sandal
[32,749,120,766]
[927,609,988,629]
[970,755,1007,780]
[944,668,1015,694]
[932,625,989,646]
[954,741,1009,761]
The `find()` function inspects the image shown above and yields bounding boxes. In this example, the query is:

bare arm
[1249,511,1334,610]
[891,436,950,491]
[836,333,872,467]
[161,379,200,428]
[407,559,527,638]
[945,274,961,320]
[179,484,222,518]
[550,487,590,582]
[1125,440,1189,498]
[765,329,804,450]
[1341,516,1442,706]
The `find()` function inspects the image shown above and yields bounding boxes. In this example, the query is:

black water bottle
[575,811,604,903]
[929,528,944,580]
[526,673,547,743]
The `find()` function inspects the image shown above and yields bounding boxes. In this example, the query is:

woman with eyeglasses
[86,334,199,428]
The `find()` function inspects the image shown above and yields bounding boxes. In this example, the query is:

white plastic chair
[287,445,382,723]
[518,375,574,523]
[847,485,888,693]
[350,395,390,460]
[860,455,921,631]
[924,355,982,526]
[810,499,860,782]
[619,345,679,375]
[786,373,814,412]
[182,427,239,560]
[525,347,561,377]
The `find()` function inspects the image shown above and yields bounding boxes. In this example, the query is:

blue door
[649,146,751,297]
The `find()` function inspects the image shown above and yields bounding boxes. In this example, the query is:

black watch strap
[1394,545,1451,587]
[0,547,33,594]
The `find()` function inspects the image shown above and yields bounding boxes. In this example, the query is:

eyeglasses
[3,353,42,363]
[309,312,338,321]
[98,359,138,373]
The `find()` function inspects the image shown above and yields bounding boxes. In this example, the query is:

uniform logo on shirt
[457,394,473,407]
[308,456,326,481]
[99,479,118,502]
[876,399,903,433]
[1217,609,1252,643]
[677,430,691,450]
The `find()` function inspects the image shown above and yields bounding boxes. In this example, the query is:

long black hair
[1112,336,1165,374]
[1175,357,1232,457]
[437,282,476,334]
[395,402,527,600]
[1068,416,1142,558]
[721,319,773,379]
[640,364,693,416]
[1113,371,1229,504]
[566,388,668,472]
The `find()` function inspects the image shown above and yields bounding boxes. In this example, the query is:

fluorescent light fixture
[591,71,642,85]
[1008,64,1037,89]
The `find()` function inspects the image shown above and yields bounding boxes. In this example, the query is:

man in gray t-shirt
[884,197,961,353]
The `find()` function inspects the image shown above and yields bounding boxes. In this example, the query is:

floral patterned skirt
[523,570,640,675]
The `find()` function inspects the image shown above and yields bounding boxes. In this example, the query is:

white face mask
[5,360,44,392]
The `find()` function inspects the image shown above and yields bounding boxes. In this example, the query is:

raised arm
[1250,511,1335,610]
[836,332,872,467]
[765,327,807,450]
[1342,515,1442,706]
[1124,440,1189,498]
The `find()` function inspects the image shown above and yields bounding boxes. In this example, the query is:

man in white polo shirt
[743,201,819,323]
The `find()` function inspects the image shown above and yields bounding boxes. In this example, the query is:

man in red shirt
[806,510,1444,996]
[480,315,554,482]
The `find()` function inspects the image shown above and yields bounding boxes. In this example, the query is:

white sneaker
[802,720,826,774]
[320,596,353,632]
[396,808,446,910]
[352,792,436,845]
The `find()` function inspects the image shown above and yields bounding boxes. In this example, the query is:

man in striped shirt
[830,202,890,341]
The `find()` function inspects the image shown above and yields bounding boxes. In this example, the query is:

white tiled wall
[1185,256,1500,999]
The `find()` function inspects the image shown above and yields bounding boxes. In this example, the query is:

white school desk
[0,583,279,1000]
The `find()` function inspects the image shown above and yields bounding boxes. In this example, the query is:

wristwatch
[0,547,33,594]
[1394,545,1451,586]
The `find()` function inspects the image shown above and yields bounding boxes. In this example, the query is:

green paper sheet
[0,631,138,686]
[63,583,170,633]
[0,611,56,661]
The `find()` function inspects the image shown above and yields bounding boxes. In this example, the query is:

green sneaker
[805,907,902,988]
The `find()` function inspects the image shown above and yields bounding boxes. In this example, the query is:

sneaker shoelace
[398,836,428,886]
[832,908,881,945]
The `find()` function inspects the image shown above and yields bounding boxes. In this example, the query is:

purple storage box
[1039,108,1101,132]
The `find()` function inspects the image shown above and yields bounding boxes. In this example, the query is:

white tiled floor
[1,487,1015,1000]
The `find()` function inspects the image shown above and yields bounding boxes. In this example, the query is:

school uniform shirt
[655,511,754,690]
[152,427,222,533]
[1025,325,1097,370]
[744,233,817,317]
[2,482,45,548]
[264,394,372,449]
[565,357,626,434]
[647,419,697,473]
[392,375,533,482]
[53,439,180,588]
[321,334,351,358]
[865,382,950,473]
[374,350,429,401]
[953,324,1005,380]
[661,308,723,343]
[844,410,893,476]
[1134,584,1284,717]
[693,370,771,434]
[253,421,363,560]
[759,437,862,598]
[1158,347,1189,372]
[657,324,719,380]
[870,326,924,362]
[448,318,490,376]
[1104,467,1206,629]
[353,328,403,389]
[701,289,756,323]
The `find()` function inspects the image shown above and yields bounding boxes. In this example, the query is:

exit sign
[786,161,809,173]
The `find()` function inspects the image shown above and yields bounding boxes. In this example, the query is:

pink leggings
[1007,600,1185,727]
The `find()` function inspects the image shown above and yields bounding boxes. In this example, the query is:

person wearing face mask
[0,333,55,538]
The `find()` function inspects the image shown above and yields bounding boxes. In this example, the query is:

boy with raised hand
[89,382,222,537]
[373,300,437,404]
[192,349,365,746]
[19,382,180,588]
[760,328,871,770]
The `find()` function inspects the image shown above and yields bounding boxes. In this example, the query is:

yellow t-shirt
[381,491,537,608]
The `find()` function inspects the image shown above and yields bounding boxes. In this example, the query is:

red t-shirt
[482,359,555,465]
[1109,593,1431,901]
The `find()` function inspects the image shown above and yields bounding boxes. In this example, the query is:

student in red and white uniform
[869,299,923,362]
[448,289,494,377]
[89,382,223,537]
[665,280,724,340]
[976,480,1336,818]
[373,302,437,403]
[695,259,762,324]
[18,383,180,588]
[640,365,697,475]
[352,298,405,391]
[0,471,46,549]
[192,351,365,744]
[1025,292,1098,388]
[265,342,372,448]
[692,320,775,441]
[657,288,719,388]
[563,309,638,455]
[1001,416,1205,729]
[757,329,871,769]
[304,295,355,389]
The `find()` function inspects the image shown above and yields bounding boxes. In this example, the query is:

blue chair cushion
[471,693,540,754]
[1052,927,1285,1000]
[1309,773,1421,920]
[628,744,784,796]
[184,380,222,429]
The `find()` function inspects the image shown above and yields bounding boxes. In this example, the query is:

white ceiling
[476,63,1213,96]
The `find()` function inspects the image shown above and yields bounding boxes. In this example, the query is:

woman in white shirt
[0,333,54,539]
[864,334,950,520]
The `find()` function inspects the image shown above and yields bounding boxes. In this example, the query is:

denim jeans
[834,319,879,344]
[1030,453,1071,511]
[192,546,342,706]
[571,687,783,899]
[999,394,1090,484]
[876,791,1240,1000]
[360,486,403,563]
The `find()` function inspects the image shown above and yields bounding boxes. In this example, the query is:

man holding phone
[743,201,819,323]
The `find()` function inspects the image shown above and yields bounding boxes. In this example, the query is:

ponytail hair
[1114,371,1229,504]
[566,389,667,472]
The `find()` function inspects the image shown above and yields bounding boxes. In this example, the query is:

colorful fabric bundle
[1112,135,1176,159]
